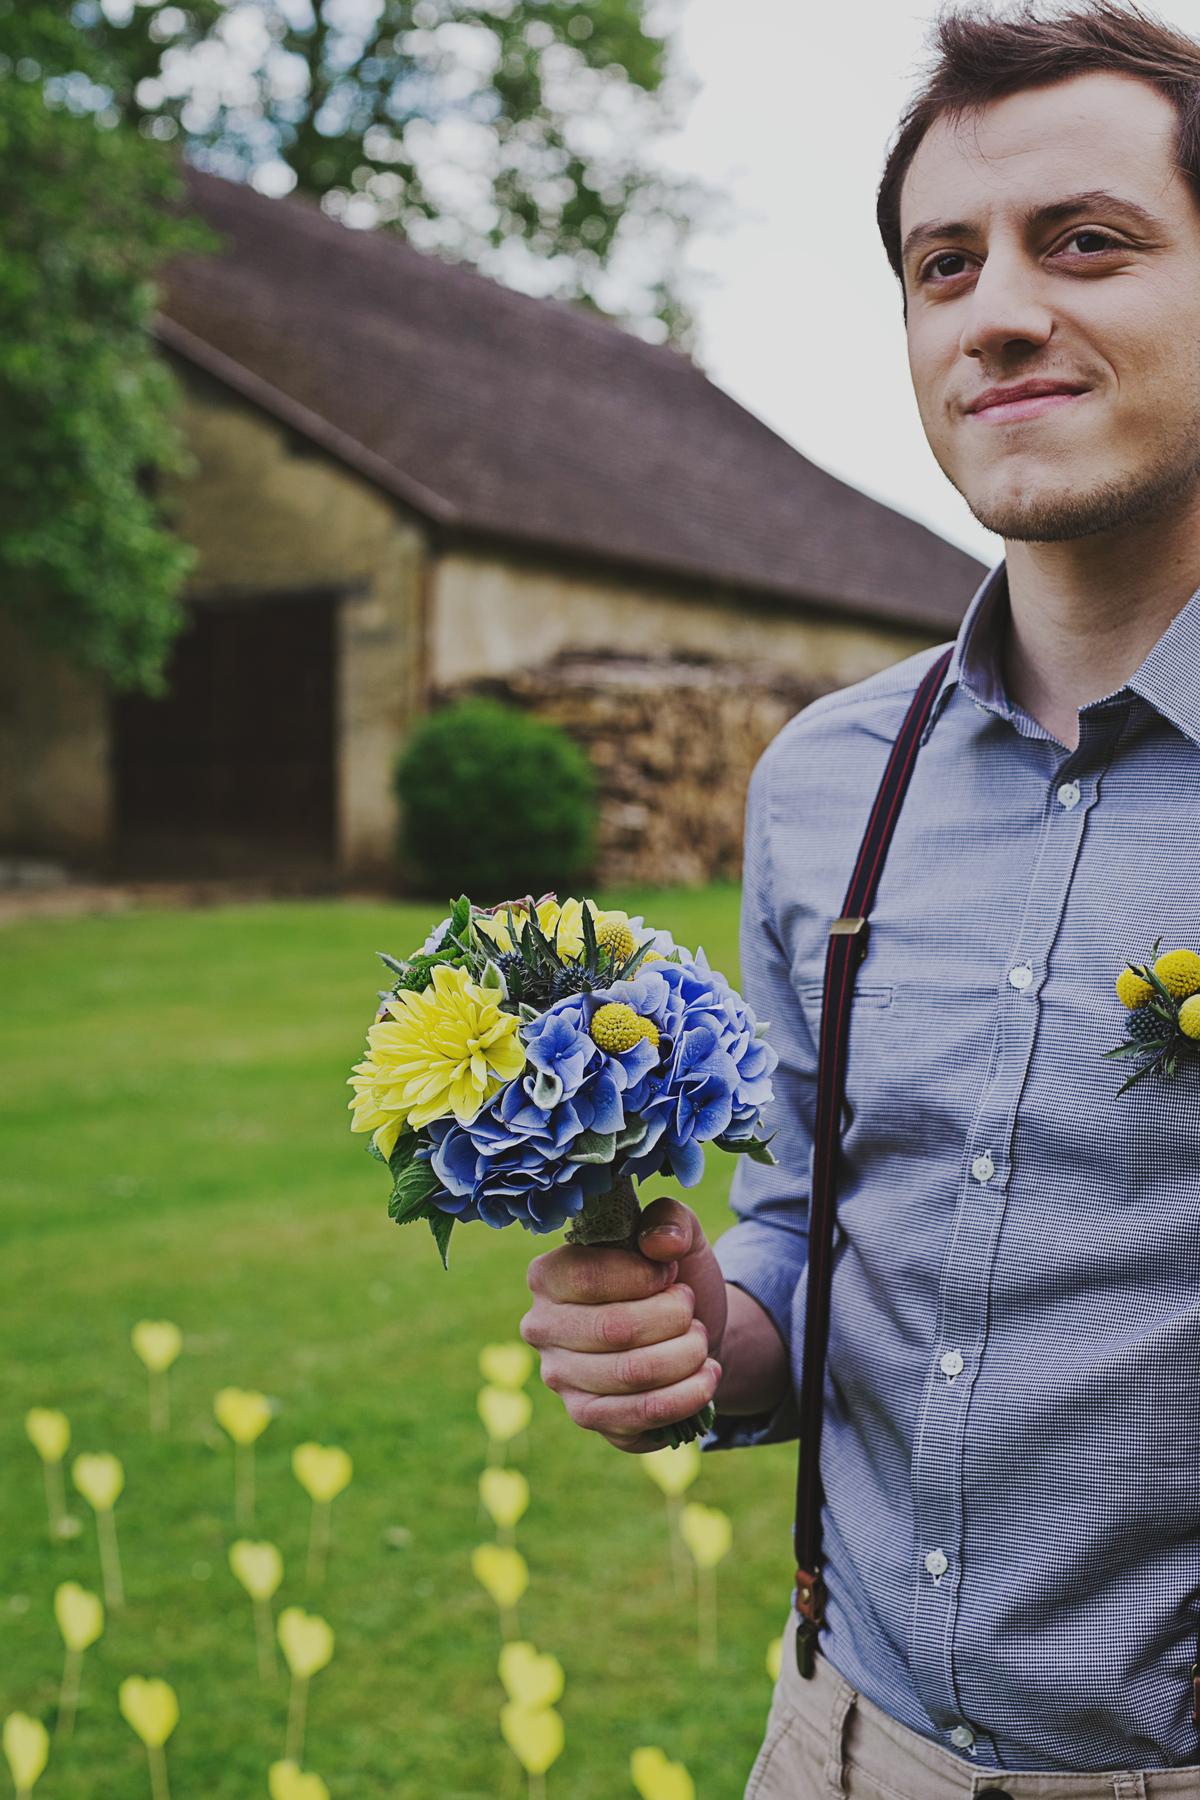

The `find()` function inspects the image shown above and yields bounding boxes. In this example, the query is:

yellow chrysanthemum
[1115,967,1154,1010]
[596,920,638,964]
[1154,948,1200,999]
[591,1003,658,1054]
[348,963,525,1153]
[1181,995,1200,1039]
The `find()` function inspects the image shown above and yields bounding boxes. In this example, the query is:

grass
[0,888,795,1800]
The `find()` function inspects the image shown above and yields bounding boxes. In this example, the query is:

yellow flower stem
[148,1367,170,1434]
[57,1645,83,1739]
[147,1741,171,1800]
[43,1456,66,1536]
[235,1440,255,1527]
[529,1772,546,1800]
[306,1499,331,1588]
[285,1673,309,1766]
[253,1596,277,1684]
[666,1494,692,1599]
[97,1506,124,1611]
[500,1604,519,1641]
[697,1566,718,1670]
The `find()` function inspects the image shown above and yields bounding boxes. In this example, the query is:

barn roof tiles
[158,168,986,632]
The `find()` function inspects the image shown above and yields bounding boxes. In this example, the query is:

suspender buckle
[795,1567,826,1625]
[829,916,868,939]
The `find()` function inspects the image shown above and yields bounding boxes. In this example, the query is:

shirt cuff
[705,1383,800,1451]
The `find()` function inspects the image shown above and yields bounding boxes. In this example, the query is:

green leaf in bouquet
[450,895,472,940]
[365,1137,389,1165]
[580,900,599,971]
[519,1004,540,1024]
[567,1128,617,1165]
[389,1157,443,1225]
[376,951,409,978]
[614,1114,648,1154]
[714,1132,778,1165]
[614,939,653,981]
[480,959,508,1000]
[754,1020,772,1040]
[528,918,567,973]
[532,1069,564,1110]
[387,1128,421,1177]
[428,1211,454,1269]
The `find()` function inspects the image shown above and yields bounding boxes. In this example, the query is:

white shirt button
[924,1549,949,1579]
[939,1350,964,1379]
[1057,781,1081,809]
[1008,963,1033,990]
[950,1725,975,1750]
[971,1152,995,1184]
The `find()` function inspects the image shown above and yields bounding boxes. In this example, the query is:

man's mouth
[964,379,1090,423]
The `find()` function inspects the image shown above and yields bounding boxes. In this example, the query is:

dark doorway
[113,592,337,876]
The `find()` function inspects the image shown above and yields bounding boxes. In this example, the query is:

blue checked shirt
[714,566,1200,1773]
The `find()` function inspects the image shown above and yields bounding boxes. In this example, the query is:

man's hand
[521,1196,726,1452]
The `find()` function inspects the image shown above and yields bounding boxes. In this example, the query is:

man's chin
[959,458,1200,545]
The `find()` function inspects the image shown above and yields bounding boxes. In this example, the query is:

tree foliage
[0,7,207,692]
[71,0,708,344]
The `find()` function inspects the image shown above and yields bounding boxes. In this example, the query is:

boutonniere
[1109,941,1200,1093]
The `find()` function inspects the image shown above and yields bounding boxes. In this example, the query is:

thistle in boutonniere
[1108,939,1200,1092]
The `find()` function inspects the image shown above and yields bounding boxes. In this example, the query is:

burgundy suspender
[794,648,953,1679]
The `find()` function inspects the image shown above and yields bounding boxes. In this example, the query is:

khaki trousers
[747,1615,1200,1800]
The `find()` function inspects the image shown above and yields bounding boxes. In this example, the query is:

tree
[0,7,207,692]
[71,0,709,345]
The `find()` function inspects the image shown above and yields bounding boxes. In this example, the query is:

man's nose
[958,248,1054,362]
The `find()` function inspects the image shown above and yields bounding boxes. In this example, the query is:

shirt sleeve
[707,745,817,1449]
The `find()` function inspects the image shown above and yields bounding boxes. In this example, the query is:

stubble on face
[900,74,1200,548]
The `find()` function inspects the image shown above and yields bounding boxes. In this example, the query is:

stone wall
[446,653,836,888]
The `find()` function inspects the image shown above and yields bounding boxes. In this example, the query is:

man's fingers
[522,1285,694,1354]
[526,1242,677,1307]
[540,1320,710,1398]
[556,1359,722,1441]
[637,1195,703,1265]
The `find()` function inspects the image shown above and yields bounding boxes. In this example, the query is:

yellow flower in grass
[1154,948,1200,999]
[349,964,525,1155]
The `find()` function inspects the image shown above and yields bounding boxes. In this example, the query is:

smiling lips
[965,379,1090,422]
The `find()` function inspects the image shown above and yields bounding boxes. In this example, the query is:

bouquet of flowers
[348,894,777,1444]
[1109,941,1200,1092]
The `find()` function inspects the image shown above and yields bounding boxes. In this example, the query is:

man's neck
[1002,501,1200,749]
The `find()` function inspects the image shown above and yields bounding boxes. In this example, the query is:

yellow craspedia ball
[596,920,638,964]
[1181,995,1200,1039]
[591,1003,645,1053]
[1153,949,1200,999]
[638,1018,660,1050]
[642,950,665,963]
[1115,967,1154,1010]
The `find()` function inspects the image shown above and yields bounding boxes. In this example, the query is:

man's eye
[927,252,971,280]
[1066,230,1116,255]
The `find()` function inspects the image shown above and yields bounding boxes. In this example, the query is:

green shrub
[396,699,597,900]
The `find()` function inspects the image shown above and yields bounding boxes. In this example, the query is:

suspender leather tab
[793,648,952,1679]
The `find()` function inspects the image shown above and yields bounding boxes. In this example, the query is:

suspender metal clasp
[829,916,868,938]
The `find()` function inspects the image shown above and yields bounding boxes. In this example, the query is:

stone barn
[0,168,986,888]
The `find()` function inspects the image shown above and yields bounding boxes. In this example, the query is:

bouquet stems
[565,1177,715,1450]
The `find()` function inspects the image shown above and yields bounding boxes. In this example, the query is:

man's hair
[877,3,1200,281]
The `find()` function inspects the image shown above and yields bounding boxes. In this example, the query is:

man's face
[901,73,1200,542]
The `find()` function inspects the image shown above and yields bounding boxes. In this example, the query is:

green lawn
[0,890,795,1800]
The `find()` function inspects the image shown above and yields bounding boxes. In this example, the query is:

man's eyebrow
[901,190,1161,265]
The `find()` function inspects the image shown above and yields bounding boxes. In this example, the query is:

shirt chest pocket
[798,982,894,1042]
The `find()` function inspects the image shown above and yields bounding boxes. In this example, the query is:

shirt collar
[939,563,1200,750]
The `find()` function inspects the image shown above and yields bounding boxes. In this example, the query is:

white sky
[659,0,1200,565]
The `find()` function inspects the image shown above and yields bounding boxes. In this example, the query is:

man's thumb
[636,1195,702,1264]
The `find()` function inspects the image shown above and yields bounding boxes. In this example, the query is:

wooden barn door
[113,592,337,875]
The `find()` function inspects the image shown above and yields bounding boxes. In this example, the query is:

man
[522,3,1200,1791]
